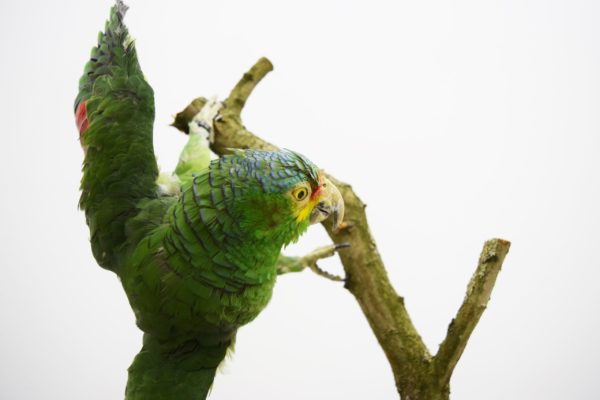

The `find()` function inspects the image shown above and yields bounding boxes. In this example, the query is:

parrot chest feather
[122,206,281,341]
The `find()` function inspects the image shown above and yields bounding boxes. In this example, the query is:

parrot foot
[277,243,350,282]
[189,97,223,143]
[336,221,353,231]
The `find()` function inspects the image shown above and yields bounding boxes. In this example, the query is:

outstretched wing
[76,1,158,272]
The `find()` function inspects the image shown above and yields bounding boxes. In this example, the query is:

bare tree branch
[172,57,511,399]
[432,238,511,386]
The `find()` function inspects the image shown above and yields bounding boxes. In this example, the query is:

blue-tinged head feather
[216,149,320,194]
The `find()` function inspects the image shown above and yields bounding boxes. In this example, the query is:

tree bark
[172,57,511,399]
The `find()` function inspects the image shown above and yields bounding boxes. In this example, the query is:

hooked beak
[309,177,345,231]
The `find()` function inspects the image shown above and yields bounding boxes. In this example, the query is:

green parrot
[74,1,345,399]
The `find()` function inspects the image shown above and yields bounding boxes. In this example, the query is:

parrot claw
[334,242,351,250]
[189,97,223,143]
[336,221,353,231]
[276,243,349,281]
[301,243,350,282]
[309,263,345,282]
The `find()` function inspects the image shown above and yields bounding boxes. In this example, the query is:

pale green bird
[157,99,219,194]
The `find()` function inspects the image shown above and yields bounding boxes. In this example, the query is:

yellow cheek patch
[295,196,320,223]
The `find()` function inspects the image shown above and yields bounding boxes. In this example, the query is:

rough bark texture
[172,57,511,399]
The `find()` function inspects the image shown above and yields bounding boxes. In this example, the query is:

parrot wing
[76,0,159,272]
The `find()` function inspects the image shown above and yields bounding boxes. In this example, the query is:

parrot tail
[125,334,233,400]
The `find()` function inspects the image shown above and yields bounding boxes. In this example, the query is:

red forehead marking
[310,171,325,200]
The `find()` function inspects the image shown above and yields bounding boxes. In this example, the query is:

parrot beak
[310,177,345,231]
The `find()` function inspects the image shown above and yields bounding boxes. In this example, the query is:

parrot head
[218,149,344,246]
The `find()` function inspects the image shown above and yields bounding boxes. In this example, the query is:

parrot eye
[292,187,309,201]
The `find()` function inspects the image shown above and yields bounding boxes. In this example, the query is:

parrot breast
[122,149,323,341]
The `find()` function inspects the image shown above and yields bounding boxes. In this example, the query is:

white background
[1,0,599,398]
